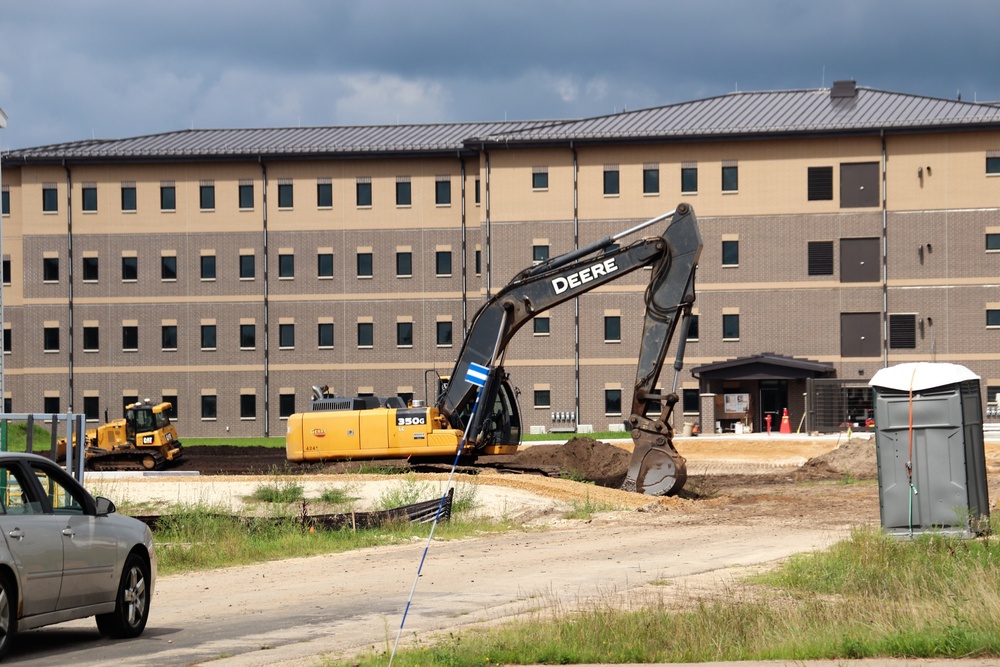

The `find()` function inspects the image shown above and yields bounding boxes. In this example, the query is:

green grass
[0,421,61,453]
[561,493,623,520]
[248,479,305,503]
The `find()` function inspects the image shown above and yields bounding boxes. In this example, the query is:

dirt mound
[513,438,631,487]
[802,437,878,479]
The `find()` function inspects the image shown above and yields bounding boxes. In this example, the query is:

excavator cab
[447,370,521,454]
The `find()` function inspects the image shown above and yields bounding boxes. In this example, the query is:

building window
[317,181,332,208]
[1,188,9,215]
[808,166,833,201]
[160,184,176,211]
[357,322,373,348]
[534,317,550,336]
[435,178,451,205]
[161,325,177,351]
[723,314,740,340]
[82,255,99,280]
[83,396,101,422]
[43,257,59,282]
[889,314,916,349]
[279,393,296,419]
[534,390,551,408]
[83,326,99,352]
[199,183,215,210]
[239,182,254,209]
[396,322,413,348]
[357,179,372,207]
[161,256,177,281]
[122,325,138,352]
[278,182,294,208]
[318,253,334,278]
[987,156,1000,174]
[988,310,1000,328]
[396,251,412,277]
[2,260,8,285]
[2,328,9,354]
[201,395,217,420]
[278,253,295,279]
[121,256,138,282]
[604,315,621,343]
[435,251,452,276]
[643,166,659,195]
[681,166,698,193]
[396,180,411,206]
[240,254,255,279]
[44,396,60,415]
[808,241,834,275]
[603,166,620,196]
[532,245,549,263]
[240,394,256,420]
[318,323,334,348]
[722,240,739,266]
[686,314,699,341]
[475,249,482,275]
[201,325,217,350]
[279,323,295,349]
[201,255,216,281]
[722,165,739,192]
[240,324,256,349]
[682,389,700,413]
[43,327,59,352]
[604,389,622,416]
[987,234,1000,251]
[532,169,548,190]
[436,321,452,347]
[163,395,178,419]
[42,186,58,212]
[121,184,137,212]
[357,252,373,278]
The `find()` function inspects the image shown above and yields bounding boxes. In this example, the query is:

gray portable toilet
[869,362,990,538]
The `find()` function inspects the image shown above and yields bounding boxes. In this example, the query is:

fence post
[25,414,33,453]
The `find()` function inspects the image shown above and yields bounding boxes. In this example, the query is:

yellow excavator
[286,204,702,496]
[58,399,184,471]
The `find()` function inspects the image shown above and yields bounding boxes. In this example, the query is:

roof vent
[831,80,857,99]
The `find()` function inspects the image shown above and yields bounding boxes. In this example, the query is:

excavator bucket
[622,442,687,496]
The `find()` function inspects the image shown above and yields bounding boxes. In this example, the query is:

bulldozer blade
[621,443,687,496]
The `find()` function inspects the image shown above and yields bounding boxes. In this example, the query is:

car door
[0,463,64,616]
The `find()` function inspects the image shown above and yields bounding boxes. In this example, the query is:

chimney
[831,80,858,99]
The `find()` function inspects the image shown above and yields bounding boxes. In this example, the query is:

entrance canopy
[692,353,835,381]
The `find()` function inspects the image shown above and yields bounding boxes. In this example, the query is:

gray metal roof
[7,83,1000,163]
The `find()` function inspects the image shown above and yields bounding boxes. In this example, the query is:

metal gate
[806,378,873,434]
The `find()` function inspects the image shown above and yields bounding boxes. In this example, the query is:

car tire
[96,553,150,639]
[0,572,16,660]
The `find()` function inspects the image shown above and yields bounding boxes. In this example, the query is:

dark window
[160,185,176,211]
[681,167,698,193]
[199,184,215,210]
[239,183,254,209]
[3,328,10,353]
[686,314,699,340]
[44,396,60,415]
[808,241,835,275]
[240,254,255,279]
[723,314,740,340]
[318,323,334,348]
[987,234,1000,251]
[279,323,295,348]
[161,325,177,350]
[534,317,550,335]
[122,395,138,413]
[988,386,1000,404]
[605,389,622,415]
[2,259,8,285]
[161,256,177,281]
[278,183,294,208]
[534,390,551,408]
[201,325,217,349]
[163,396,178,419]
[988,157,1000,174]
[840,312,881,357]
[201,255,216,280]
[318,253,334,278]
[988,310,1000,327]
[121,256,138,281]
[721,240,739,266]
[435,251,452,276]
[603,169,619,195]
[604,315,621,342]
[121,185,136,211]
[317,182,332,207]
[240,324,256,349]
[42,187,58,212]
[840,238,880,283]
[240,394,256,419]
[279,393,296,418]
[357,181,372,207]
[643,168,659,194]
[533,245,549,263]
[44,327,59,352]
[475,178,480,204]
[396,252,412,277]
[201,395,217,420]
[435,179,451,205]
[722,166,738,192]
[84,396,100,421]
[122,325,138,351]
[358,322,373,347]
[532,172,548,189]
[682,388,700,413]
[436,321,452,346]
[43,257,59,282]
[475,249,481,275]
[808,166,833,201]
[840,162,879,208]
[1,189,9,215]
[279,254,294,279]
[396,322,413,347]
[396,181,411,206]
[357,252,373,278]
[83,326,99,352]
[889,314,916,349]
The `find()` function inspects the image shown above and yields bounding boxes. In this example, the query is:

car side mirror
[95,496,117,516]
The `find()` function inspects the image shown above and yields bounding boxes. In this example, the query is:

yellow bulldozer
[58,399,184,471]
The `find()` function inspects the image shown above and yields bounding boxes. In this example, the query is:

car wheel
[96,553,150,639]
[0,573,16,660]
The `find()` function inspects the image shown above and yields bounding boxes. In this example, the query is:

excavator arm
[438,204,702,495]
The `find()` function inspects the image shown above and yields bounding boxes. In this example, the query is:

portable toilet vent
[869,362,989,538]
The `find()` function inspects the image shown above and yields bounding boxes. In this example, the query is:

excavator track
[87,449,168,472]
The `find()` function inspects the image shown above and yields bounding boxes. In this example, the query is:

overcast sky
[1,0,998,150]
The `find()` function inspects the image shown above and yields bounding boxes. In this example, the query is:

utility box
[869,362,989,538]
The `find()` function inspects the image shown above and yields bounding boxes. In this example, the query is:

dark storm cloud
[1,0,998,149]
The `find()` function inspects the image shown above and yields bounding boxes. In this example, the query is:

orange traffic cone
[779,408,791,434]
